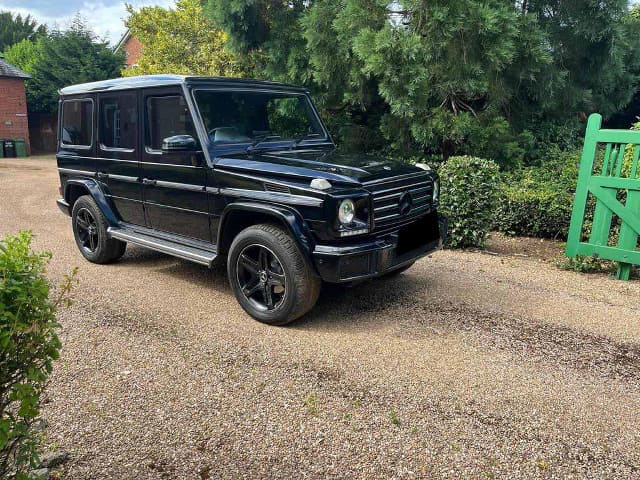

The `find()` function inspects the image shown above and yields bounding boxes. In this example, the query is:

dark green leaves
[0,231,72,477]
[438,156,500,248]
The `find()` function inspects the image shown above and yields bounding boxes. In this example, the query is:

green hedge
[438,155,500,248]
[0,232,73,478]
[495,150,582,240]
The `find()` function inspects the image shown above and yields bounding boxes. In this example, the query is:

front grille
[365,172,433,229]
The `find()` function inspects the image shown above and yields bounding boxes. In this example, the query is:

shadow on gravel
[298,272,640,382]
[413,300,640,381]
[117,245,230,290]
[113,248,640,381]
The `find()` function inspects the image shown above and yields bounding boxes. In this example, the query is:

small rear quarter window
[61,99,93,147]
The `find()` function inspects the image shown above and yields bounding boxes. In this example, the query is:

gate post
[566,114,601,257]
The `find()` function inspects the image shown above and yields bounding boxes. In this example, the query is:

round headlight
[433,179,440,204]
[338,199,355,225]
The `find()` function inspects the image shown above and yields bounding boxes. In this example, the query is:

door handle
[142,178,157,186]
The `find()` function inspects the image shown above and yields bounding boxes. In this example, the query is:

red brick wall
[124,36,143,68]
[0,77,30,155]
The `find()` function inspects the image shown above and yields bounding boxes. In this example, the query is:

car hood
[213,148,428,186]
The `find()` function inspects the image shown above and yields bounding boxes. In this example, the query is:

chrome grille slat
[376,204,430,222]
[367,174,434,228]
[373,180,432,195]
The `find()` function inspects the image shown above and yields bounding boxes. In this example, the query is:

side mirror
[162,135,198,153]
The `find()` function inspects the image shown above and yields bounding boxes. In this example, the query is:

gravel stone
[39,451,68,468]
[2,157,640,479]
[29,468,49,479]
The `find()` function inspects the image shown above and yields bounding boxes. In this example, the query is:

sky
[0,0,174,45]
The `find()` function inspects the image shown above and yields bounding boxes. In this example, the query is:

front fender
[64,179,119,226]
[218,201,316,260]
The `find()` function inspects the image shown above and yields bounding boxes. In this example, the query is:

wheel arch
[64,179,119,226]
[217,202,315,261]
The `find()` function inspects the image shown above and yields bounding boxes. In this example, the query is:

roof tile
[0,58,30,79]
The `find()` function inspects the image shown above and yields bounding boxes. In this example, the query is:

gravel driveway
[1,157,640,480]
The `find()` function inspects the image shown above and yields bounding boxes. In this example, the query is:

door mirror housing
[162,135,198,153]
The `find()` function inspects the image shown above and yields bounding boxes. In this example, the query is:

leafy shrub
[555,254,638,278]
[0,231,74,478]
[438,155,500,248]
[495,149,583,239]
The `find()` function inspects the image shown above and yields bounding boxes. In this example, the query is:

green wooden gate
[566,113,640,280]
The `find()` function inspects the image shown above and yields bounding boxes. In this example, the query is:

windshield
[194,90,326,145]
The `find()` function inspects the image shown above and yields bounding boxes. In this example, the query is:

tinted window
[146,95,195,150]
[100,94,137,150]
[61,100,93,147]
[194,90,324,144]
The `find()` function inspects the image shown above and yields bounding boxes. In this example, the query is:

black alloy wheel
[75,207,99,254]
[236,244,287,312]
[71,195,126,264]
[227,224,321,325]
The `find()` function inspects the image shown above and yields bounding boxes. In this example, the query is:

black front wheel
[228,224,321,325]
[71,195,126,264]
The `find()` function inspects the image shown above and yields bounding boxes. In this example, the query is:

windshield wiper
[290,132,322,149]
[246,134,282,153]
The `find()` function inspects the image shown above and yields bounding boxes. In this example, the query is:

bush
[495,149,582,240]
[0,231,73,478]
[438,155,500,248]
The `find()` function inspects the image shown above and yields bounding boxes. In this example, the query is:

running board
[107,227,217,267]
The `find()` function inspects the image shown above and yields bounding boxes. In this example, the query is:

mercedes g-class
[56,75,444,324]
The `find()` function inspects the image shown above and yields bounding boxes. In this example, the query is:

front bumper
[313,211,447,283]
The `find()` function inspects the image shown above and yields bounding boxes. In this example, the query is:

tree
[0,11,45,52]
[123,0,239,77]
[523,0,640,118]
[2,37,40,74]
[203,0,640,166]
[3,17,124,113]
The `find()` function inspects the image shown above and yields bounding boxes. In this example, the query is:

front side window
[194,90,325,145]
[146,95,196,151]
[100,94,137,150]
[61,100,93,147]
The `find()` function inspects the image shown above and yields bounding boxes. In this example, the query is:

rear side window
[99,94,137,150]
[146,95,195,150]
[61,99,93,147]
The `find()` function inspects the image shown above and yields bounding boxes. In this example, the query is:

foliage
[524,0,640,119]
[203,0,640,167]
[2,39,40,75]
[555,255,616,275]
[495,149,581,239]
[438,156,500,248]
[124,0,239,78]
[0,11,45,52]
[3,17,123,114]
[0,232,75,478]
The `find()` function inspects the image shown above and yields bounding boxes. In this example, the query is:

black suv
[56,75,444,324]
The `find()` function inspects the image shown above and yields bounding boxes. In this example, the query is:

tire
[382,261,415,278]
[228,223,321,325]
[71,195,126,264]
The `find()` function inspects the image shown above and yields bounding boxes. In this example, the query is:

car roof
[59,74,308,95]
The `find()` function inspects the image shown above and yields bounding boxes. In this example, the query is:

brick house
[0,58,30,155]
[115,29,142,69]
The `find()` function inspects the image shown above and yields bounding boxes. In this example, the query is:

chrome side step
[107,227,217,267]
